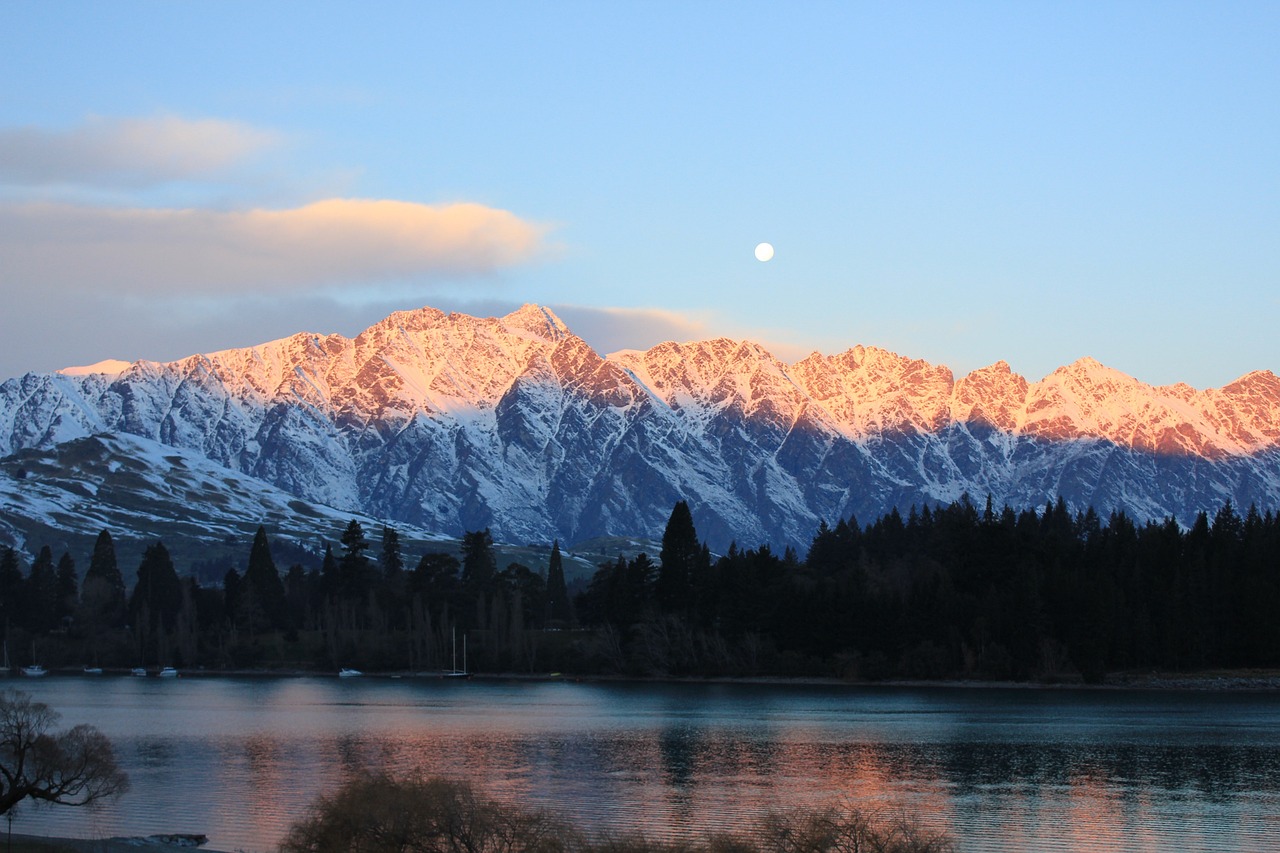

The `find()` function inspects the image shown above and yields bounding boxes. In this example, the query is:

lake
[6,675,1280,852]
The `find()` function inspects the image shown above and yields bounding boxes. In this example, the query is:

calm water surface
[8,676,1280,852]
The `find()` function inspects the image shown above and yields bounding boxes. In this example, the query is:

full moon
[754,242,775,262]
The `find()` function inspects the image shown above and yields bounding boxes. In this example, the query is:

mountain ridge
[3,303,1278,550]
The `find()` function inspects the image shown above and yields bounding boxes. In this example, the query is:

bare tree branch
[0,690,129,816]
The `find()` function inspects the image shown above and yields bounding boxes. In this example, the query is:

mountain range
[2,304,1278,557]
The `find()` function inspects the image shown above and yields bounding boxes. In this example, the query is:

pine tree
[378,526,407,631]
[412,552,460,624]
[380,526,404,579]
[0,546,22,634]
[245,526,288,630]
[339,520,372,601]
[81,530,126,628]
[129,541,183,634]
[25,545,58,633]
[657,501,700,613]
[461,529,497,593]
[55,551,78,626]
[545,540,571,625]
[319,544,339,603]
[284,564,310,630]
[223,567,243,626]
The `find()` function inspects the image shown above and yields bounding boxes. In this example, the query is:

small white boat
[132,667,147,677]
[338,668,363,677]
[158,666,179,678]
[21,664,47,677]
[83,666,104,675]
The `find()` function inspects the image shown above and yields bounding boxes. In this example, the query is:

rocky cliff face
[2,304,1278,549]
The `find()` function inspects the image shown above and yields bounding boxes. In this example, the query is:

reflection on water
[9,677,1280,852]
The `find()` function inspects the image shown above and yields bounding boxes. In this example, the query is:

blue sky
[1,1,1275,388]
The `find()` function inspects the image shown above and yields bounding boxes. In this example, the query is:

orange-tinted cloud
[0,198,549,294]
[0,115,281,187]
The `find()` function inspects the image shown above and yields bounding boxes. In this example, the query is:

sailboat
[444,628,469,678]
[21,642,46,677]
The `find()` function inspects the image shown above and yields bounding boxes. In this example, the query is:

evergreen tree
[25,545,58,633]
[129,541,183,634]
[412,552,460,620]
[377,526,407,630]
[223,567,243,626]
[319,544,339,602]
[628,552,657,609]
[81,529,126,627]
[380,526,404,579]
[0,546,22,635]
[284,564,310,630]
[460,529,497,593]
[245,526,288,630]
[499,562,546,629]
[545,540,571,625]
[339,520,372,601]
[55,551,78,626]
[657,501,699,613]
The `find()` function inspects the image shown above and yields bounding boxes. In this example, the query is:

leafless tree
[0,689,129,816]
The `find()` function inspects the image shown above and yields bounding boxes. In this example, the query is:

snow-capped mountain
[2,304,1278,551]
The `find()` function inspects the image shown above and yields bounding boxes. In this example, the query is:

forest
[1,495,1278,683]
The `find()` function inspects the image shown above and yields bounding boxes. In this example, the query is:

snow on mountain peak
[12,310,1280,461]
[500,303,570,342]
[58,359,133,378]
[4,304,1279,551]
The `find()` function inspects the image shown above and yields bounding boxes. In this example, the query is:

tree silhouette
[461,529,497,593]
[0,547,24,634]
[54,551,78,627]
[380,526,404,579]
[338,520,373,602]
[0,689,129,816]
[81,530,125,629]
[545,540,571,625]
[24,546,58,634]
[130,543,182,631]
[657,501,699,613]
[244,526,288,630]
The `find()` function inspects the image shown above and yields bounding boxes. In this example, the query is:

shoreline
[11,666,1280,692]
[6,834,227,853]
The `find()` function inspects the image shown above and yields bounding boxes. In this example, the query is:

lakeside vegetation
[279,773,954,853]
[0,689,128,824]
[2,496,1278,683]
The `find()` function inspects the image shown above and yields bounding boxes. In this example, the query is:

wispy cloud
[549,304,817,364]
[550,305,713,354]
[0,199,549,294]
[0,115,281,188]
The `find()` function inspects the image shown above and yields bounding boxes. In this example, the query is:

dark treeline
[1,495,1278,682]
[0,521,571,674]
[574,496,1280,682]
